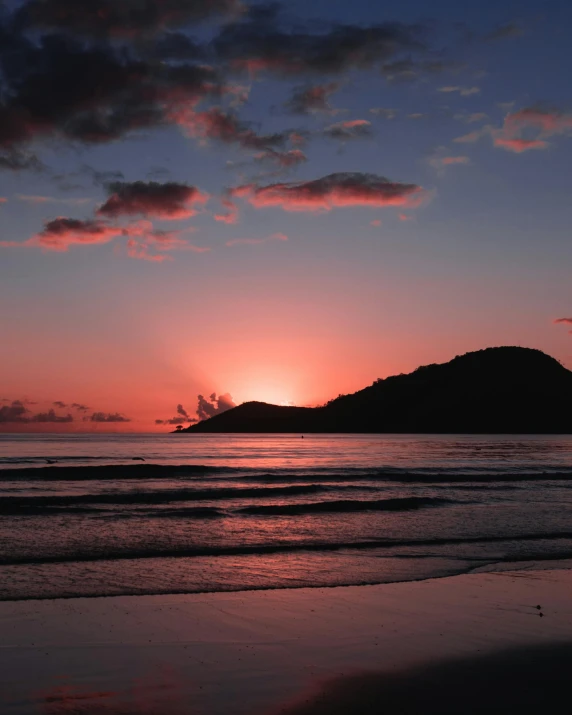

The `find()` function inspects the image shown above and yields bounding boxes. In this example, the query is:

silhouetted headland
[179,347,572,434]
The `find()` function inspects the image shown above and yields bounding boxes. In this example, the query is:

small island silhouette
[178,347,572,434]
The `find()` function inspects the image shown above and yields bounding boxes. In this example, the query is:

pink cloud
[493,107,572,153]
[27,217,148,252]
[0,198,7,204]
[429,154,471,170]
[170,106,292,153]
[231,172,428,213]
[126,239,173,262]
[214,199,239,224]
[554,318,572,325]
[493,137,548,153]
[398,213,414,221]
[453,129,487,144]
[370,219,382,227]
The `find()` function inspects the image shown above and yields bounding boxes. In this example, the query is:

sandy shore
[1,567,572,714]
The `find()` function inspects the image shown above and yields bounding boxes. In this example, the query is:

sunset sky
[1,0,572,431]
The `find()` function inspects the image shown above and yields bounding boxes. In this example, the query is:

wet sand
[1,567,572,714]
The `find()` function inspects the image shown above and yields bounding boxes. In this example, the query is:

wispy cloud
[438,86,480,97]
[226,232,288,247]
[230,172,429,213]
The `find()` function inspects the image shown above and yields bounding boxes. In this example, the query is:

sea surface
[1,433,572,601]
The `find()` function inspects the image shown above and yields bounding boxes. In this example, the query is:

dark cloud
[197,392,236,420]
[554,318,572,325]
[286,82,340,114]
[18,0,242,38]
[0,149,43,171]
[231,172,428,212]
[213,8,425,76]
[53,401,67,408]
[71,403,90,412]
[381,58,464,82]
[97,181,208,219]
[323,119,372,141]
[31,409,73,423]
[0,400,29,423]
[82,166,125,186]
[0,400,72,423]
[88,412,131,422]
[0,19,223,154]
[155,403,198,425]
[254,148,307,168]
[153,32,205,61]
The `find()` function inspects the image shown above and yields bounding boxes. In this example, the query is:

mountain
[179,347,572,434]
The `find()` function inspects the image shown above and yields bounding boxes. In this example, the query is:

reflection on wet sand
[271,644,572,715]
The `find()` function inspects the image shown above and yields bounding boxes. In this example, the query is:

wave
[3,462,572,483]
[237,496,453,515]
[0,484,379,514]
[3,531,572,566]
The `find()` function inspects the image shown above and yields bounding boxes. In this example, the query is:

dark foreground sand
[1,566,572,714]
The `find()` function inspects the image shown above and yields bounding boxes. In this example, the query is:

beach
[2,566,572,714]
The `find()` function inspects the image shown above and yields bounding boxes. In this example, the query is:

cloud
[97,181,208,219]
[492,107,572,153]
[381,58,463,83]
[454,112,488,124]
[197,393,236,420]
[485,22,524,42]
[323,119,372,141]
[88,412,131,422]
[230,172,429,213]
[53,401,67,408]
[438,86,480,96]
[213,7,425,76]
[0,18,224,153]
[254,148,307,168]
[0,400,29,423]
[429,154,471,171]
[170,106,296,153]
[493,137,548,153]
[71,403,90,412]
[226,232,287,247]
[554,318,572,325]
[30,409,73,423]
[125,229,210,262]
[19,0,242,38]
[369,108,397,119]
[214,198,239,224]
[0,400,73,423]
[370,219,382,227]
[453,128,488,144]
[286,83,340,114]
[17,195,91,206]
[0,150,43,172]
[24,217,148,252]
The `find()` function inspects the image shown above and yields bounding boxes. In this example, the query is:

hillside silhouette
[180,347,572,434]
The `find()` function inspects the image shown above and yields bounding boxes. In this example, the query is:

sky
[1,0,572,432]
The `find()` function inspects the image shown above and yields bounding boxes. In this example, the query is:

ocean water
[1,433,572,601]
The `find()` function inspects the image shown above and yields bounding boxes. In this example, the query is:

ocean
[1,433,572,601]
